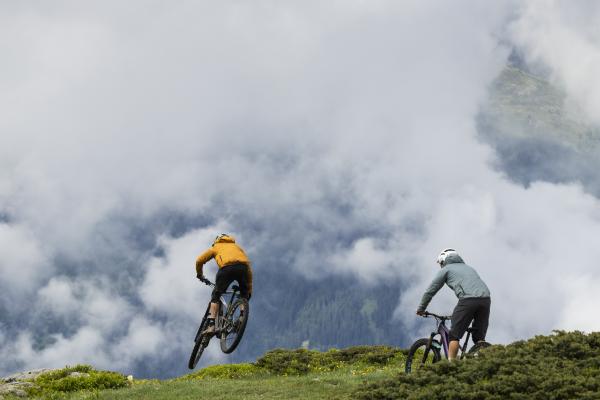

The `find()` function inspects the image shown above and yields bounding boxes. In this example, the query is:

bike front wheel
[405,338,441,373]
[220,298,249,354]
[188,306,211,369]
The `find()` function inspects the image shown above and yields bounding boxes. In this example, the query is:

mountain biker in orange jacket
[196,234,253,335]
[416,249,491,361]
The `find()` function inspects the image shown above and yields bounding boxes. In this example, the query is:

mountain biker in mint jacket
[196,234,253,335]
[416,249,490,361]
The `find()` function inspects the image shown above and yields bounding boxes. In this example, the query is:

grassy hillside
[6,331,600,399]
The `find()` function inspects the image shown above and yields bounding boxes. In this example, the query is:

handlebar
[421,311,452,320]
[200,278,214,287]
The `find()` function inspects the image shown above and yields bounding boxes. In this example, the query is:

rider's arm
[417,268,448,312]
[196,248,216,277]
[246,263,253,296]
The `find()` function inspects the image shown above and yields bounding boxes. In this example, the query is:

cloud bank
[1,1,600,377]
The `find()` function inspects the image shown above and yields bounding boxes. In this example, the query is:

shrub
[255,349,314,375]
[29,365,127,396]
[255,345,404,375]
[330,345,402,365]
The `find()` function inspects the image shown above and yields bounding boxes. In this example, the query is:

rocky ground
[0,369,92,398]
[0,369,50,398]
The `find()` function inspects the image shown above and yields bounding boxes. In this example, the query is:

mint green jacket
[417,255,490,312]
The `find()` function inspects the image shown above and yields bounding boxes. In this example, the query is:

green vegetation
[12,331,600,399]
[179,363,261,380]
[50,370,390,400]
[23,365,127,398]
[253,345,404,375]
[14,346,405,399]
[356,331,600,400]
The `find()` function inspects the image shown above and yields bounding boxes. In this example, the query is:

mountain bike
[188,280,249,369]
[405,311,491,373]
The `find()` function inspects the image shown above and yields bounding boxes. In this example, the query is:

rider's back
[443,263,490,299]
[212,241,250,268]
[197,235,250,268]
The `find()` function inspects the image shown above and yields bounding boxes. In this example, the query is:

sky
[2,0,600,377]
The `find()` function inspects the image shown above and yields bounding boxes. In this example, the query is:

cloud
[139,225,229,317]
[14,328,108,371]
[2,0,600,378]
[0,223,46,293]
[112,317,166,367]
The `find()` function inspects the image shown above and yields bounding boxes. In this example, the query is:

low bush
[255,345,403,375]
[29,365,127,396]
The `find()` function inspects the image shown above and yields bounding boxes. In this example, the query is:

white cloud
[0,223,46,291]
[15,328,108,371]
[37,277,134,332]
[139,225,229,317]
[112,317,165,366]
[38,278,78,315]
[3,0,600,377]
[329,238,399,285]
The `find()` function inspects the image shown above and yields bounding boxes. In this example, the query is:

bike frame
[433,319,451,358]
[211,285,240,332]
[427,313,473,359]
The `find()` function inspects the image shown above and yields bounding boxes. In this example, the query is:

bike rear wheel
[220,298,249,354]
[405,338,441,373]
[467,341,491,357]
[188,306,211,369]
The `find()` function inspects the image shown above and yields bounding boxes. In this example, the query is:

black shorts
[211,263,250,302]
[449,297,491,342]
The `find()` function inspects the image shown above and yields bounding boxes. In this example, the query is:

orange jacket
[196,235,253,293]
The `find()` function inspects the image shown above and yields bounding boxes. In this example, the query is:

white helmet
[436,248,460,266]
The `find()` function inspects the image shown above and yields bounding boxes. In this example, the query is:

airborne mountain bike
[188,280,249,369]
[405,311,491,373]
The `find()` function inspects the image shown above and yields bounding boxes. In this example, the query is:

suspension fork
[215,296,226,330]
[421,332,436,364]
[439,323,450,358]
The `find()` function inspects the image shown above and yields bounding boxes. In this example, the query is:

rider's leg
[235,264,251,300]
[472,297,491,343]
[448,298,474,359]
[208,301,219,319]
[204,266,234,335]
[448,340,460,361]
[203,301,220,335]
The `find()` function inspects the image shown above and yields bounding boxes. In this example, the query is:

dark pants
[449,297,491,342]
[211,263,250,302]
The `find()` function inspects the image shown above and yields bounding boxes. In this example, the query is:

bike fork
[422,333,437,364]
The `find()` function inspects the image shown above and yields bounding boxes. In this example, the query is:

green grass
[18,332,600,399]
[18,346,407,400]
[56,368,397,400]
